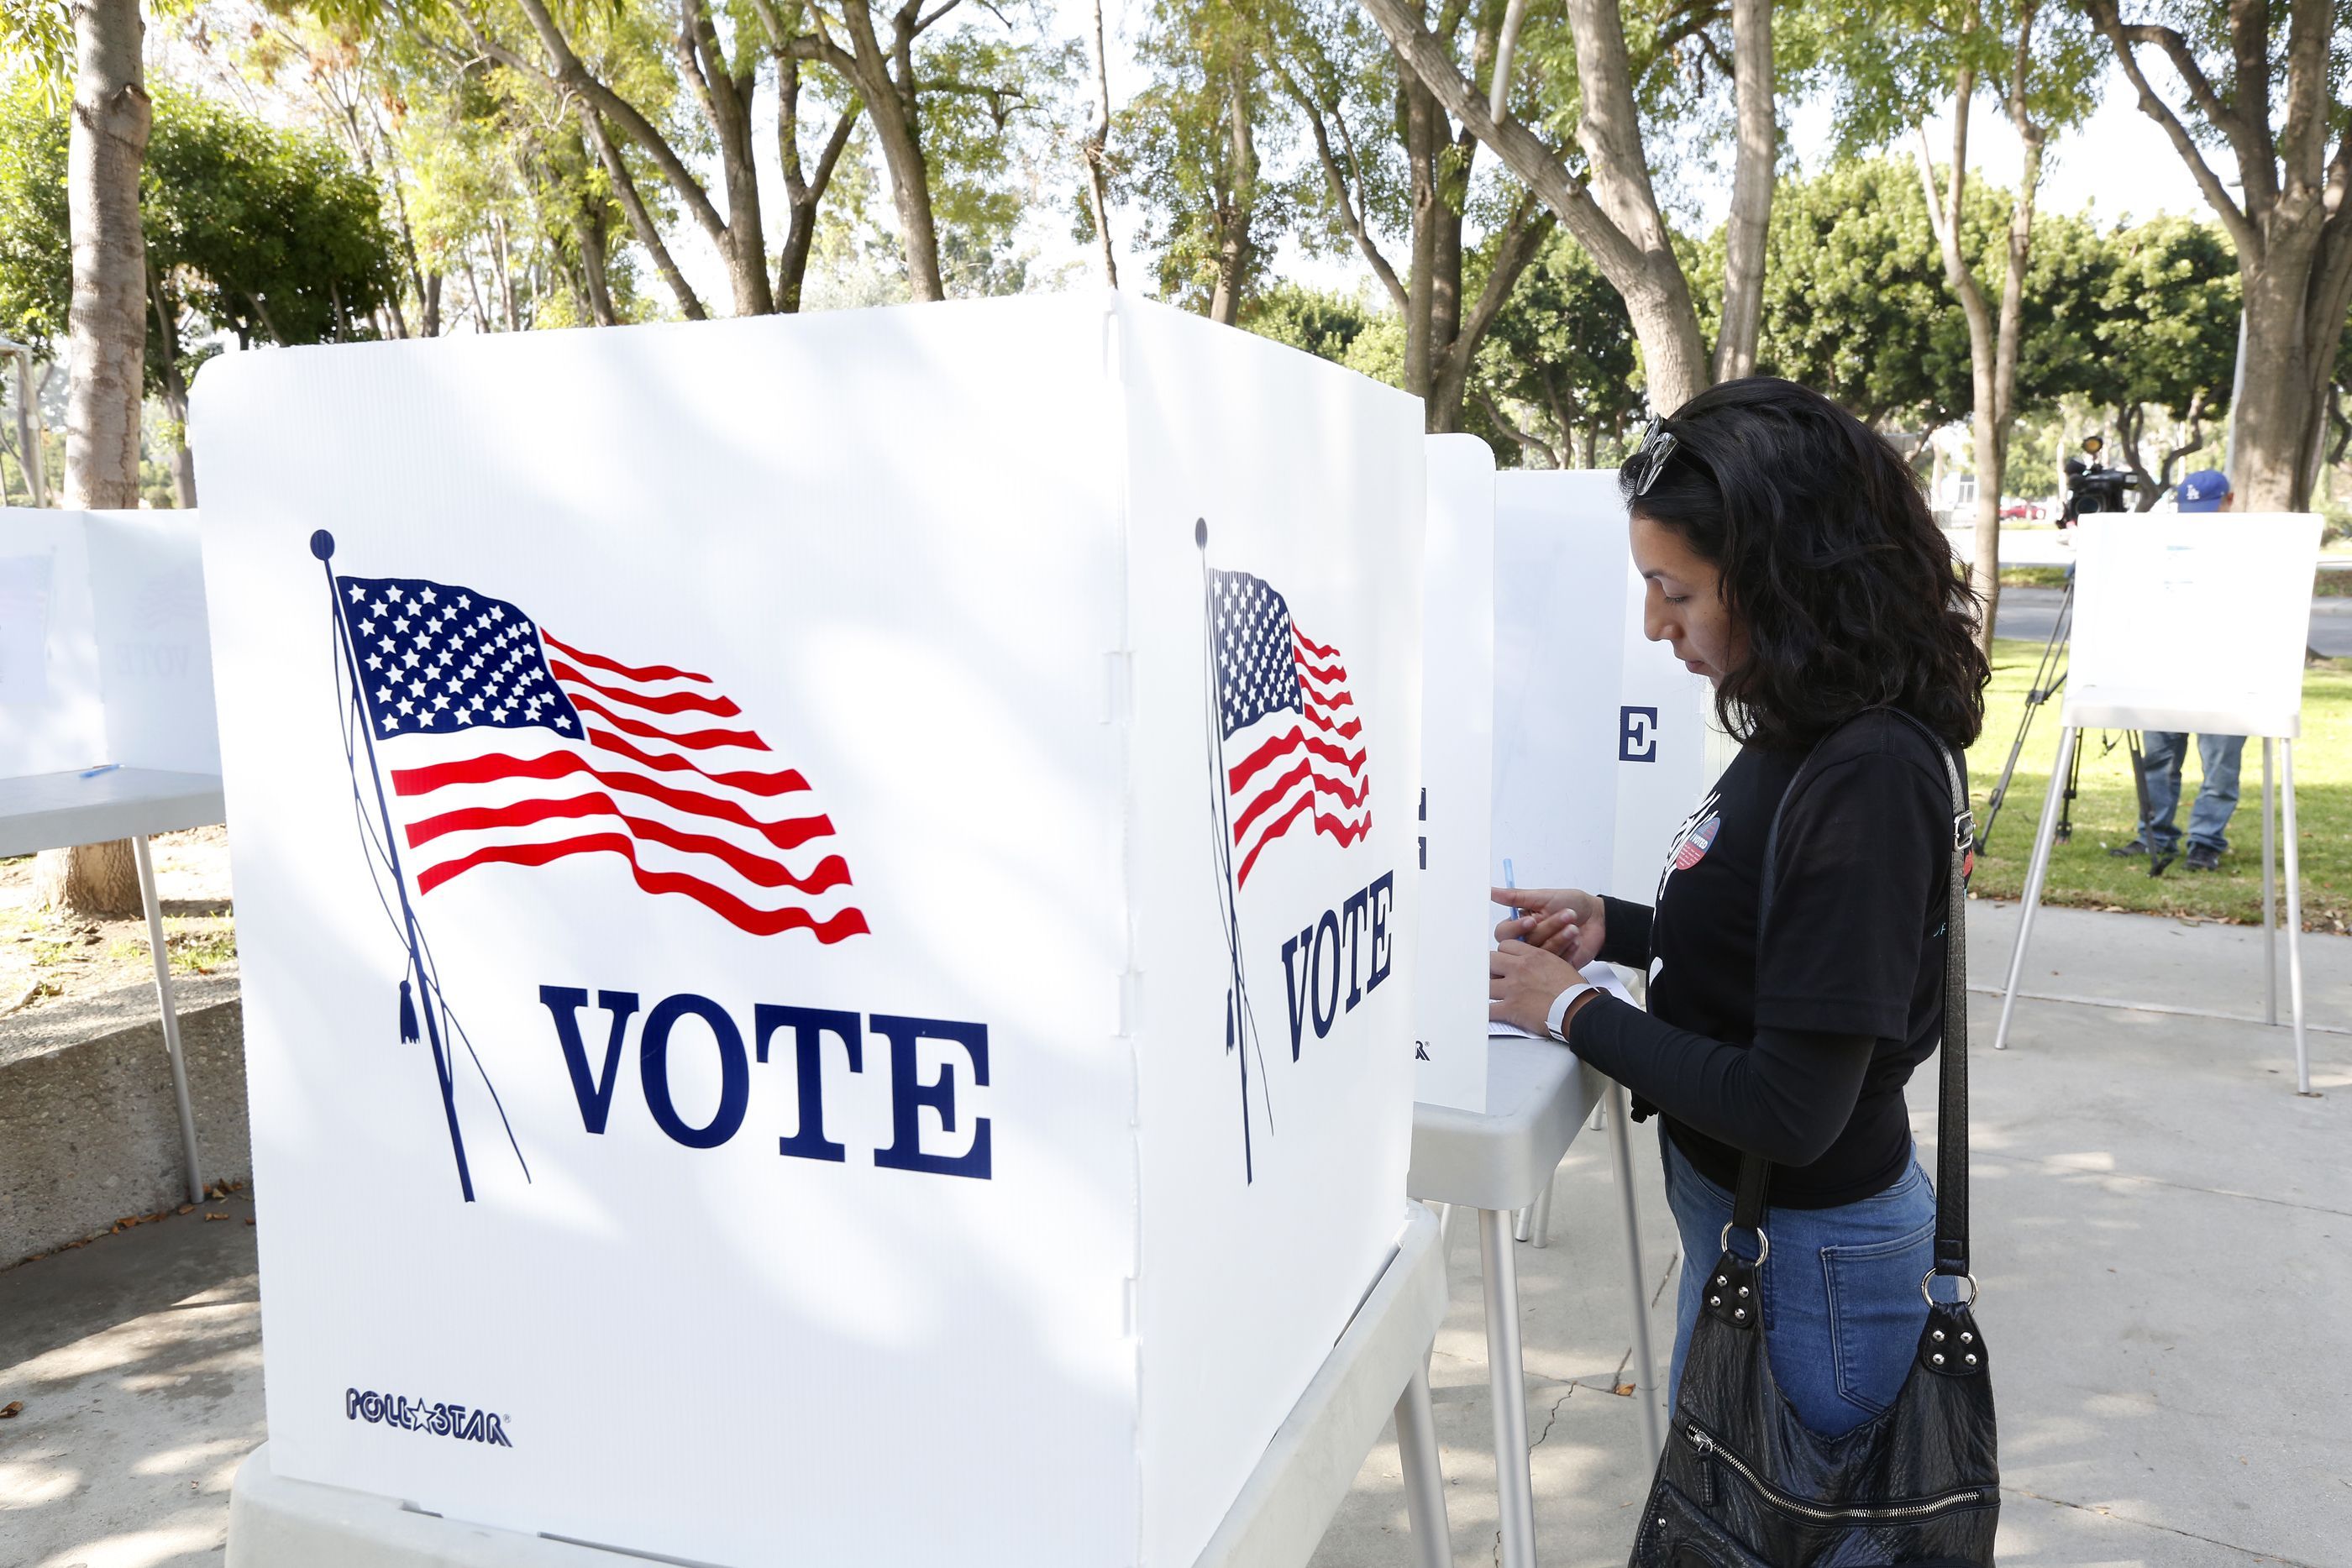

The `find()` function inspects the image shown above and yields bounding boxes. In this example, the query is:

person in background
[2113,468,2243,872]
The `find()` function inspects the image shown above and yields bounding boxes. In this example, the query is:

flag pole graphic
[313,529,476,1202]
[1197,520,1270,1183]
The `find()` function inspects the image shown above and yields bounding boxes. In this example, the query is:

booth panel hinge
[1102,649,1133,725]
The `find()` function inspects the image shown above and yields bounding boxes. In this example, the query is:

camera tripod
[1974,575,2176,876]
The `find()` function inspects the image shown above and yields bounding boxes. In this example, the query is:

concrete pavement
[2,905,2344,1567]
[1311,901,2351,1568]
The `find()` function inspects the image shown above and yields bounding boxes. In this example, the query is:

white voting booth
[1491,470,1717,920]
[1996,511,2326,1093]
[0,508,225,1201]
[192,296,1436,1568]
[1414,437,1494,1112]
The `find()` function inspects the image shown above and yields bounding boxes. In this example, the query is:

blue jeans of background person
[2139,732,2246,853]
[1663,1130,1936,1440]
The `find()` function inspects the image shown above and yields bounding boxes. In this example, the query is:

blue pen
[79,762,120,779]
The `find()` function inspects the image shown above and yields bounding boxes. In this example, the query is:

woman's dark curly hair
[1621,377,1989,753]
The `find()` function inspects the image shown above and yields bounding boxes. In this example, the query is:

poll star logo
[310,530,870,1204]
[346,1387,514,1448]
[1194,520,1383,1183]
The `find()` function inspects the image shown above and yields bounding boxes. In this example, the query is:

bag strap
[1735,710,1972,1283]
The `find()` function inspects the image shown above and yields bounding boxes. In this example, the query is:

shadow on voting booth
[189,295,1441,1567]
[0,507,226,1202]
[1995,511,2326,1093]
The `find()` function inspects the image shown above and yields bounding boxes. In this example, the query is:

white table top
[0,768,228,858]
[1407,1036,1605,1211]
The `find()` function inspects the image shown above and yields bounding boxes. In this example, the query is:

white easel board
[192,295,1425,1568]
[2065,512,2323,736]
[0,508,219,779]
[1489,471,1715,926]
[1414,436,1494,1110]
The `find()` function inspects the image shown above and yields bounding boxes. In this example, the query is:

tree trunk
[575,181,619,326]
[2236,232,2327,509]
[1399,73,1443,397]
[64,0,146,512]
[45,0,152,920]
[575,102,706,321]
[1712,0,1773,380]
[1207,66,1257,326]
[2092,0,2352,514]
[33,838,140,919]
[771,55,859,314]
[149,275,197,506]
[1083,0,1118,286]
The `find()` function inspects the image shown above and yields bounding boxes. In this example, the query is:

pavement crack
[1529,1386,1572,1450]
[1651,1249,1682,1310]
[2003,1486,2328,1565]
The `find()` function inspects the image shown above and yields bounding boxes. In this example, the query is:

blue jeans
[2139,732,2246,854]
[1663,1130,1937,1440]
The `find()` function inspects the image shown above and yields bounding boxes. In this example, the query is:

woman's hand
[1489,940,1588,1036]
[1491,886,1606,968]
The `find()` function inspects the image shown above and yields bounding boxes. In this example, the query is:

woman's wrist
[1551,984,1606,1041]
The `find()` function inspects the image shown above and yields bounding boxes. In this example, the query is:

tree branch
[472,0,733,251]
[2088,1,2260,254]
[1357,0,1648,287]
[2113,20,2257,170]
[1269,57,1408,313]
[1476,391,1558,469]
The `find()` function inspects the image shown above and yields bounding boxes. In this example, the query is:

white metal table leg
[2263,738,2277,1027]
[1604,1080,1663,1460]
[2282,741,2313,1097]
[1995,725,2077,1051]
[1394,1364,1453,1568]
[1529,1164,1556,1249]
[1514,1205,1531,1244]
[1478,1208,1536,1568]
[134,834,205,1204]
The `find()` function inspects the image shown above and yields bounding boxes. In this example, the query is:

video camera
[2060,434,2136,525]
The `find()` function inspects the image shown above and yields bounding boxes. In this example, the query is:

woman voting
[1486,379,1989,1441]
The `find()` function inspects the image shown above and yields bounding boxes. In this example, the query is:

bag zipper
[1685,1423,1992,1523]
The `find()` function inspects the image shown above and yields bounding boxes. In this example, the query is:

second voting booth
[191,296,1429,1568]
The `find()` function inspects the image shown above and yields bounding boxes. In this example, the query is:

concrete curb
[0,972,249,1266]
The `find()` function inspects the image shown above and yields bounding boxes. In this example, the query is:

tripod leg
[1998,726,2076,1052]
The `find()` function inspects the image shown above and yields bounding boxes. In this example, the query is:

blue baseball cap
[2177,469,2231,511]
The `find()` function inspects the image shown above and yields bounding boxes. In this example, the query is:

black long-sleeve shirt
[1560,714,1956,1207]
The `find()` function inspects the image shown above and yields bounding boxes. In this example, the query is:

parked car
[1999,500,2047,522]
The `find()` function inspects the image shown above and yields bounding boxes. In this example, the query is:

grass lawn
[1966,639,2350,932]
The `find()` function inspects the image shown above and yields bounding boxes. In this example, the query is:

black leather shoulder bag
[1629,708,1999,1567]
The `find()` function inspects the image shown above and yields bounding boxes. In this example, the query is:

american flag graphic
[334,574,868,944]
[1207,569,1371,886]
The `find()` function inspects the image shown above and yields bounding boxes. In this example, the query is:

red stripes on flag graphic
[383,632,867,943]
[1230,627,1371,886]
